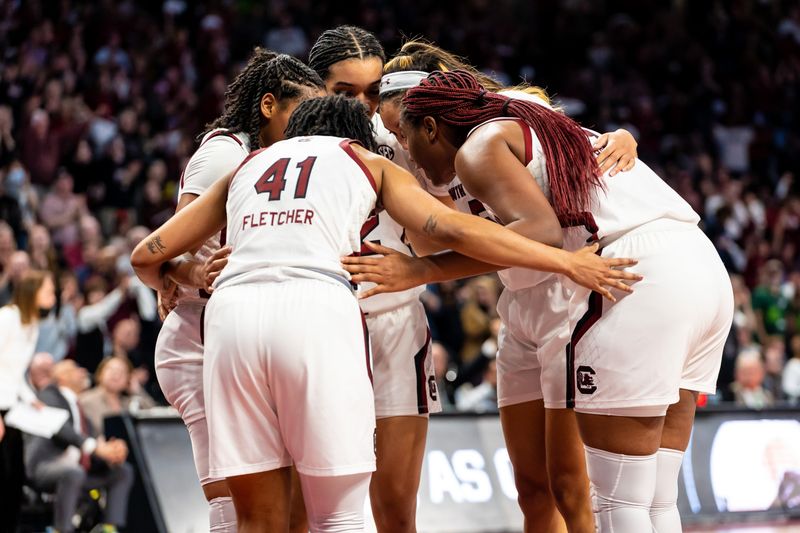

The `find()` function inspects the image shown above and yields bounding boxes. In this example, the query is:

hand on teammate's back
[203,246,232,293]
[563,243,642,302]
[342,242,427,298]
[593,129,638,176]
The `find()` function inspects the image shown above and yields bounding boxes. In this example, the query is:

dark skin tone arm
[352,144,639,301]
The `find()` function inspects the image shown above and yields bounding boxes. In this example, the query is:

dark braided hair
[285,95,378,152]
[308,26,385,81]
[205,48,324,148]
[402,70,601,219]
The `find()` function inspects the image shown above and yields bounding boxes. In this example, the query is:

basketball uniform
[563,155,733,415]
[154,128,250,486]
[447,114,574,410]
[204,136,377,478]
[363,115,442,418]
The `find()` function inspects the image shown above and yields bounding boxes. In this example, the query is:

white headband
[379,71,429,96]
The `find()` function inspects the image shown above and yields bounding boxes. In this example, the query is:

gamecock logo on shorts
[576,365,597,394]
[377,144,395,160]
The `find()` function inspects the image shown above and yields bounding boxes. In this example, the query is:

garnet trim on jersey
[180,130,244,189]
[227,147,267,190]
[468,117,533,166]
[339,139,378,194]
[566,289,603,407]
[414,328,433,414]
[361,312,373,384]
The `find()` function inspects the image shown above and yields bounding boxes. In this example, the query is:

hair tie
[501,99,511,115]
[475,88,487,104]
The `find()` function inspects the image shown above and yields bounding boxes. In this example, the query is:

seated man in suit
[25,359,133,533]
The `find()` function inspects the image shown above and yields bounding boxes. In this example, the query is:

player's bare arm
[131,173,231,291]
[351,144,641,301]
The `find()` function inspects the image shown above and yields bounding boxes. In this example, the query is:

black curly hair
[308,26,385,81]
[285,95,377,152]
[205,48,324,148]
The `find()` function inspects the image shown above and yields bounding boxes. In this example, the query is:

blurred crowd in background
[1,0,800,416]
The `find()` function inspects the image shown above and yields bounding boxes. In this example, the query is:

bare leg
[226,467,292,533]
[290,466,310,533]
[545,408,594,533]
[500,400,565,533]
[370,416,428,533]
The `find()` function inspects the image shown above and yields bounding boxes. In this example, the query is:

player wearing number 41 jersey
[131,95,638,533]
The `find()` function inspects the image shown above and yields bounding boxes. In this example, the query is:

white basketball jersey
[215,136,377,290]
[176,129,250,304]
[358,114,437,315]
[452,116,700,292]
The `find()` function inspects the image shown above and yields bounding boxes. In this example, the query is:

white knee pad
[209,496,236,533]
[300,473,371,533]
[584,445,658,533]
[650,448,684,533]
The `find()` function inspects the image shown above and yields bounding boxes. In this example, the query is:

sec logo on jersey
[377,144,395,160]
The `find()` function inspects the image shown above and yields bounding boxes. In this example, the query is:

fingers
[604,257,637,267]
[349,273,383,284]
[341,255,381,266]
[364,241,397,255]
[586,242,600,253]
[597,149,619,174]
[606,279,634,293]
[592,133,609,151]
[596,286,616,303]
[342,264,382,275]
[209,246,232,261]
[607,269,643,282]
[358,286,385,299]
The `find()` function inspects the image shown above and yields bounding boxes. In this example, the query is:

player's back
[584,156,700,246]
[216,136,377,290]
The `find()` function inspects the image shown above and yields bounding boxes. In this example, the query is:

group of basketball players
[129,25,734,533]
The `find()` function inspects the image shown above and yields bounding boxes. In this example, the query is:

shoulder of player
[196,130,249,156]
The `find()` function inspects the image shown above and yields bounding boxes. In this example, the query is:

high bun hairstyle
[383,40,503,94]
[402,70,600,219]
[308,26,386,81]
[285,95,378,152]
[205,48,324,148]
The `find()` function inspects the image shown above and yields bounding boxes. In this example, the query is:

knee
[514,470,553,508]
[371,481,415,530]
[62,466,87,487]
[549,468,589,508]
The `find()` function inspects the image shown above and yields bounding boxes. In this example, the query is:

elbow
[429,213,470,249]
[540,225,563,249]
[129,244,154,272]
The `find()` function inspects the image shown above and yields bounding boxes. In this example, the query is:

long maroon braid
[402,70,601,218]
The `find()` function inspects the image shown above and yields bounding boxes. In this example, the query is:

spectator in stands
[38,168,86,262]
[74,277,129,373]
[731,350,775,409]
[752,260,790,342]
[459,276,499,364]
[0,250,30,306]
[29,352,55,391]
[27,223,58,273]
[783,335,800,404]
[455,358,498,413]
[0,269,56,532]
[431,341,456,412]
[25,359,133,533]
[79,355,155,434]
[35,272,80,361]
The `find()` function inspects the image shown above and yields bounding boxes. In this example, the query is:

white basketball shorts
[495,276,574,409]
[366,300,442,418]
[566,220,734,415]
[204,278,377,479]
[154,301,217,485]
